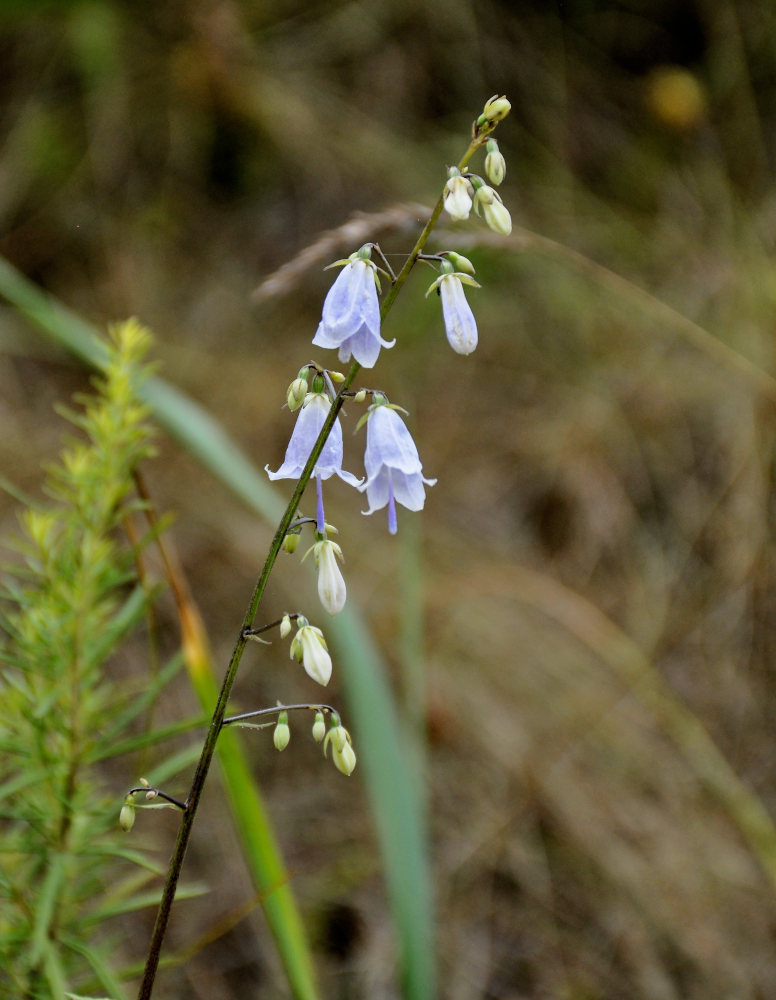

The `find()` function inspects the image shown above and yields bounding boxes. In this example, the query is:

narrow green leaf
[63,934,127,1000]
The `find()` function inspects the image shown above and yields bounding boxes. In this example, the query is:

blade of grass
[0,255,434,999]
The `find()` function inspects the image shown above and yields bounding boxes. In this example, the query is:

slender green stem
[136,132,484,1000]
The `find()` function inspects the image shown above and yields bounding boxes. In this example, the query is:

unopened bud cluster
[269,707,356,776]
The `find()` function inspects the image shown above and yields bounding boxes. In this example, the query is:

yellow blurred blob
[645,66,706,131]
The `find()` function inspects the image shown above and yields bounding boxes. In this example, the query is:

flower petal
[440,275,478,355]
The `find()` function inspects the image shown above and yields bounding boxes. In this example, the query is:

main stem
[136,135,482,1000]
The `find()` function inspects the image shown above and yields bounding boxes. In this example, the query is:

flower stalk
[136,104,509,1000]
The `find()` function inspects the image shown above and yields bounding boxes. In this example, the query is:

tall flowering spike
[439,273,478,355]
[266,391,362,488]
[358,399,436,534]
[290,619,332,686]
[443,168,475,221]
[312,247,395,369]
[312,537,347,615]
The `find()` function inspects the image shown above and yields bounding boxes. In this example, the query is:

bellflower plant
[358,397,437,535]
[131,96,512,1000]
[312,246,395,368]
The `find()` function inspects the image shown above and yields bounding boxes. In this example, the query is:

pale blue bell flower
[266,393,362,530]
[312,258,395,368]
[266,393,360,486]
[439,274,478,355]
[358,403,436,534]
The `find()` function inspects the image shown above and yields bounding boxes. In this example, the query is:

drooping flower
[358,399,436,534]
[309,537,347,615]
[473,184,512,235]
[426,264,480,356]
[290,619,332,686]
[312,248,394,369]
[439,273,478,355]
[443,169,475,221]
[266,391,361,530]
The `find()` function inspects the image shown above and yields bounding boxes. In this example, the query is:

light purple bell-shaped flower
[439,274,478,355]
[358,401,436,534]
[266,392,361,532]
[312,253,394,369]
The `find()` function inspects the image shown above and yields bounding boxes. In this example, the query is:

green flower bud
[273,711,291,751]
[479,95,511,125]
[287,377,309,411]
[119,800,135,832]
[444,252,476,275]
[484,140,506,185]
[312,711,326,743]
[354,388,367,403]
[282,531,300,554]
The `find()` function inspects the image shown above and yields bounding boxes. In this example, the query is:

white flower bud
[324,723,357,775]
[484,140,506,186]
[332,740,357,775]
[443,170,474,221]
[314,538,346,615]
[290,623,332,686]
[474,185,512,235]
[280,614,292,638]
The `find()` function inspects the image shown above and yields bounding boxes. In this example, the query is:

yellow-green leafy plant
[0,320,177,998]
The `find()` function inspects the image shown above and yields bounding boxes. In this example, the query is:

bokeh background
[3,0,776,997]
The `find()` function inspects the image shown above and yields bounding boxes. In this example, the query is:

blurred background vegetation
[3,0,776,997]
